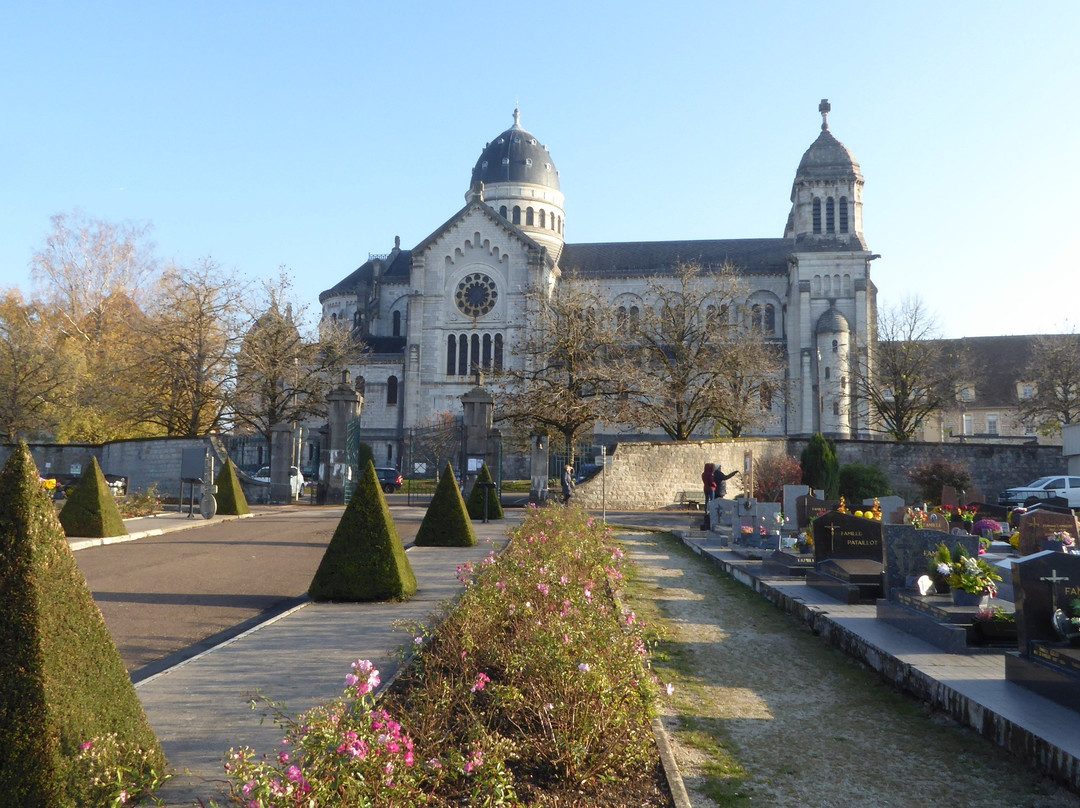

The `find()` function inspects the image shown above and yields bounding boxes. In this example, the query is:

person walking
[561,464,575,504]
[701,462,717,530]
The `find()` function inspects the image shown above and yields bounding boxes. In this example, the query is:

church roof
[319,248,412,302]
[471,109,560,191]
[815,307,851,335]
[560,238,792,277]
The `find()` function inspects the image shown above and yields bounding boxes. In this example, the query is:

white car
[998,476,1080,509]
[253,465,305,500]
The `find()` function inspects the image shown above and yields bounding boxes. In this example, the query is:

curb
[69,511,258,551]
[652,717,694,808]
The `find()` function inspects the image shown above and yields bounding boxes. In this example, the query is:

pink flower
[537,583,550,596]
[80,741,93,751]
[578,662,590,673]
[471,672,491,693]
[666,683,675,696]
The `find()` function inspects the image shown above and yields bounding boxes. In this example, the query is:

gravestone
[881,527,979,598]
[941,485,959,508]
[712,497,737,529]
[806,510,886,603]
[1005,551,1080,710]
[783,485,810,523]
[1017,509,1079,556]
[969,502,1010,522]
[922,513,950,533]
[797,494,839,529]
[865,495,905,524]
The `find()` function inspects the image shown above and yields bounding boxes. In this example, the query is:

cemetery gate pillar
[323,370,363,505]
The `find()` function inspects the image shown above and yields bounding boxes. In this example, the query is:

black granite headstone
[796,495,839,529]
[812,510,886,565]
[882,526,979,599]
[1005,551,1080,710]
[969,502,1010,521]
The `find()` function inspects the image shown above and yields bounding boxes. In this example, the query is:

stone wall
[571,437,1064,510]
[0,444,102,480]
[100,436,232,500]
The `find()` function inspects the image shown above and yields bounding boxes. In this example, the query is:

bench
[677,490,706,510]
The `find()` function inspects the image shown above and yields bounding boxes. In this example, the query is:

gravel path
[619,529,1080,808]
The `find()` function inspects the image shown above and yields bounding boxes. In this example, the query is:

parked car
[998,476,1080,508]
[253,465,306,500]
[376,467,403,493]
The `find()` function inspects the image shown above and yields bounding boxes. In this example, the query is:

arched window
[826,197,835,233]
[458,333,468,376]
[386,444,394,463]
[764,304,776,334]
[832,339,839,353]
[447,335,456,375]
[839,197,849,233]
[471,333,481,373]
[539,209,546,228]
[720,303,730,321]
[761,386,773,411]
[812,199,822,234]
[512,206,521,224]
[387,376,398,405]
[617,306,628,332]
[751,304,763,330]
[392,310,401,337]
[833,400,840,416]
[494,334,504,370]
[482,333,492,369]
[499,205,507,219]
[824,367,831,379]
[526,207,534,226]
[629,306,639,331]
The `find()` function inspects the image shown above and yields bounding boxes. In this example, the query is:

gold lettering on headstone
[1065,586,1080,597]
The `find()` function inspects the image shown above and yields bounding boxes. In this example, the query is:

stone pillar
[323,370,363,505]
[529,434,550,504]
[460,374,500,493]
[270,423,295,504]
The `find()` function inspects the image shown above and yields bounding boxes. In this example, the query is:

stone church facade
[319,101,879,469]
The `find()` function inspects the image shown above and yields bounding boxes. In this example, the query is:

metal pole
[601,445,607,524]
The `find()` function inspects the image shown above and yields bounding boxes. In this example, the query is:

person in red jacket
[702,463,717,505]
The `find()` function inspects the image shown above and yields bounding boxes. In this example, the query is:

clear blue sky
[2,2,1077,338]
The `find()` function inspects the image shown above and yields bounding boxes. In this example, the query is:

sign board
[413,462,427,476]
[467,456,484,473]
[69,464,82,476]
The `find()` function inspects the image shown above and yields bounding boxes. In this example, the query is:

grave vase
[1041,539,1070,553]
[951,589,990,608]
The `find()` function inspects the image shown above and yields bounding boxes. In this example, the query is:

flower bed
[217,505,673,807]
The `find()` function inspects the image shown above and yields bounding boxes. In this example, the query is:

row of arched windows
[499,205,563,234]
[811,274,852,296]
[446,332,504,376]
[811,196,849,235]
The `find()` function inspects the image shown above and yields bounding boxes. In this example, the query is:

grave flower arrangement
[1047,530,1075,548]
[948,551,1001,597]
[971,518,1002,539]
[973,605,1015,624]
[905,507,926,529]
[927,543,954,590]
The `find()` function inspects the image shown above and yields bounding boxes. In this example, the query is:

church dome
[795,100,861,183]
[471,109,560,191]
[815,307,851,335]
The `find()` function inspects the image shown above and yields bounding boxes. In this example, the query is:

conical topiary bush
[0,443,165,806]
[465,462,503,521]
[214,458,251,516]
[58,456,127,538]
[308,460,417,601]
[415,462,477,547]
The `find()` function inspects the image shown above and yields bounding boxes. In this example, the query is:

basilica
[318,101,879,468]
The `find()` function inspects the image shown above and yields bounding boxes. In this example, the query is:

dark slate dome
[471,109,560,191]
[815,307,851,335]
[795,100,861,182]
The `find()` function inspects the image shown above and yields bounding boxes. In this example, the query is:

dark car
[376,467,403,493]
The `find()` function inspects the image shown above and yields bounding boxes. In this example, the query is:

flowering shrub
[69,734,170,807]
[971,518,1001,538]
[216,505,669,806]
[117,484,162,518]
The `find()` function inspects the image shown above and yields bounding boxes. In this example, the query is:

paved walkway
[89,507,521,807]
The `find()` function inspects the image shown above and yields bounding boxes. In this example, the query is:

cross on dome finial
[512,108,521,128]
[819,98,831,130]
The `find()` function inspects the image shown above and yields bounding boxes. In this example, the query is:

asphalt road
[73,505,428,681]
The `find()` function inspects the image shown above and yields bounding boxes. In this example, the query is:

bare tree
[853,296,964,442]
[493,272,622,457]
[0,290,77,441]
[231,272,358,460]
[127,259,251,436]
[1018,332,1080,436]
[616,262,783,440]
[30,210,159,341]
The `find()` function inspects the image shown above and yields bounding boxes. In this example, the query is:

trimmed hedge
[308,461,417,602]
[0,443,164,806]
[415,462,477,547]
[214,458,251,516]
[58,456,128,538]
[465,462,503,521]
